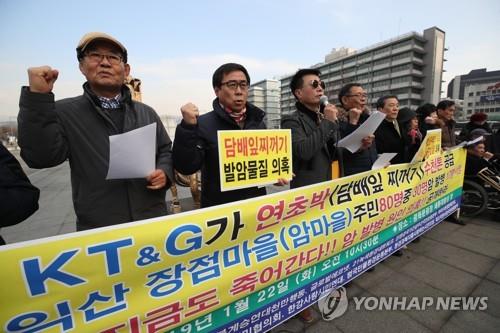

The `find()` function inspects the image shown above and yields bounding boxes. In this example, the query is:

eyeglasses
[85,51,123,65]
[220,80,249,90]
[308,80,326,90]
[346,93,368,98]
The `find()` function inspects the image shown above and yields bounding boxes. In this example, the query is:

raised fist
[28,66,59,93]
[180,102,200,125]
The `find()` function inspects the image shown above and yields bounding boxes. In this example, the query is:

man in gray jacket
[18,32,173,230]
[281,68,339,190]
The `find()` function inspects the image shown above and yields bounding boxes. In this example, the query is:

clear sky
[1,0,499,120]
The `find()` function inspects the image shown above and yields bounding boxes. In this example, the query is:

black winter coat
[18,84,173,230]
[0,143,40,245]
[281,102,338,188]
[374,119,408,164]
[173,99,267,207]
[339,112,378,176]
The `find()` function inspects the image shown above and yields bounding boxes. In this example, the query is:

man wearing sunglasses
[280,68,339,321]
[281,69,339,190]
[18,32,174,231]
[337,83,377,176]
[173,63,273,208]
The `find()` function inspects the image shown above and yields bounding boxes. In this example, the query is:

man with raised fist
[18,32,173,231]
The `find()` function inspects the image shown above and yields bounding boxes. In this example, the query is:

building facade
[160,115,182,139]
[447,69,500,121]
[247,79,281,129]
[280,27,446,115]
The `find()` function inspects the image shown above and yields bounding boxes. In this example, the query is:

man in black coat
[280,68,340,322]
[374,95,407,164]
[0,143,39,245]
[173,63,269,207]
[281,68,339,189]
[18,32,173,230]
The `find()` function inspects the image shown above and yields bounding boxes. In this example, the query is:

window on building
[374,68,390,77]
[357,54,371,62]
[412,52,424,60]
[374,47,389,55]
[393,40,412,50]
[344,58,356,67]
[392,76,413,85]
[391,88,409,95]
[374,79,390,87]
[374,58,389,66]
[392,64,410,73]
[392,52,411,61]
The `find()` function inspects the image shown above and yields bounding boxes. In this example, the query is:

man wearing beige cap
[17,32,174,231]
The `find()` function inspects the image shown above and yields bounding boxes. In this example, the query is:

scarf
[224,105,247,126]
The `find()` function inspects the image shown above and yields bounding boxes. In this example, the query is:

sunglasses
[308,79,326,90]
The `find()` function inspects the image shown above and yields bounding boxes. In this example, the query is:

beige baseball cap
[76,32,127,62]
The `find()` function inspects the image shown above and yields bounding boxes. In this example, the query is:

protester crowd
[2,31,499,323]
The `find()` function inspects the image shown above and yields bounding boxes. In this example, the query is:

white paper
[106,123,156,180]
[372,153,398,170]
[463,136,484,147]
[446,135,484,152]
[337,111,386,153]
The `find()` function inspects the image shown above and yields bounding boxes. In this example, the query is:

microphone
[320,95,339,125]
[319,95,329,114]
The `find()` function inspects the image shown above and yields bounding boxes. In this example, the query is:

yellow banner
[411,128,442,163]
[217,129,292,191]
[0,149,466,333]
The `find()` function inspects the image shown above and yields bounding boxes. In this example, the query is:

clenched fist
[28,66,59,93]
[348,108,362,125]
[180,102,200,125]
[324,104,338,123]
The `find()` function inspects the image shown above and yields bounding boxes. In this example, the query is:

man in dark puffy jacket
[0,144,39,245]
[173,63,269,207]
[18,32,173,231]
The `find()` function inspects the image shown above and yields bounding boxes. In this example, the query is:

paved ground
[2,150,500,332]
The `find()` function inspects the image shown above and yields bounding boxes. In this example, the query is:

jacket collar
[213,98,265,128]
[82,83,134,133]
[296,101,321,123]
[83,82,132,107]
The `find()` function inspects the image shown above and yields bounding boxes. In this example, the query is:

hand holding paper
[337,111,385,153]
[106,123,157,180]
[372,153,397,170]
[146,169,167,190]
